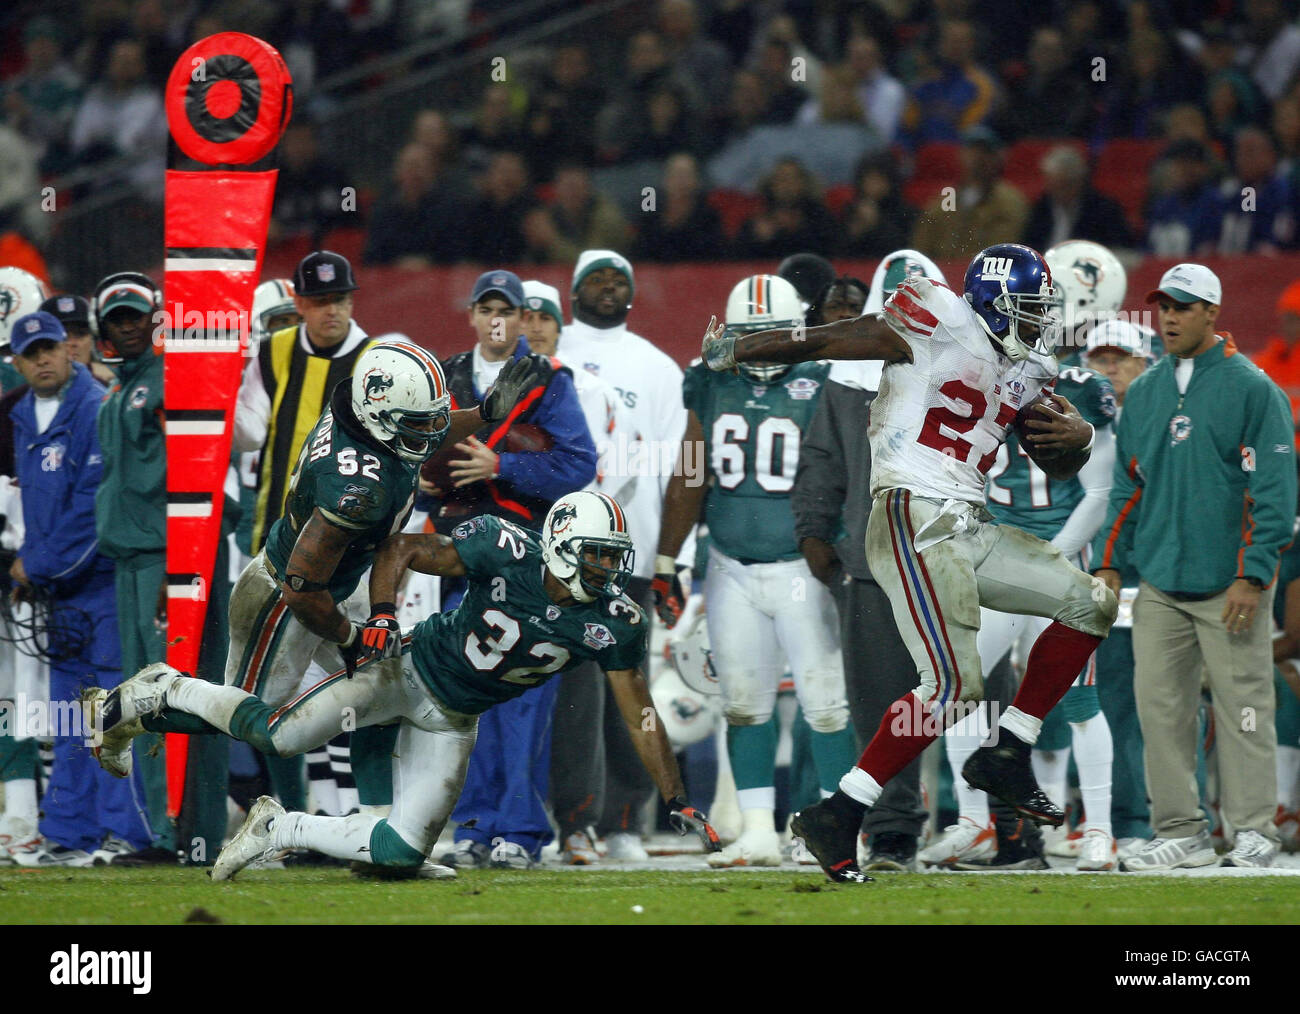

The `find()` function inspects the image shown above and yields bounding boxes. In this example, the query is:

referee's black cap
[293,250,359,296]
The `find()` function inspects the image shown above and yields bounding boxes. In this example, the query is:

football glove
[339,623,362,678]
[481,354,554,423]
[359,602,402,661]
[668,797,721,852]
[651,555,687,628]
[701,315,736,372]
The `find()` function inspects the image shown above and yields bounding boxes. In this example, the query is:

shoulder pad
[883,279,969,338]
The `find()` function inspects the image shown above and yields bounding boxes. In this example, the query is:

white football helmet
[1044,240,1126,337]
[541,490,635,603]
[666,596,720,697]
[351,338,452,463]
[724,273,803,383]
[651,663,720,750]
[0,267,50,350]
[251,278,298,345]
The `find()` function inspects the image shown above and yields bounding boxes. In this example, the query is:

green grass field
[3,866,1298,924]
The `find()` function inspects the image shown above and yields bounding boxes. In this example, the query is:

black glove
[668,796,721,852]
[481,354,554,423]
[359,602,402,661]
[650,556,687,628]
[339,624,362,678]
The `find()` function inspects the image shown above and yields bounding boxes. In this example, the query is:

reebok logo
[49,946,151,993]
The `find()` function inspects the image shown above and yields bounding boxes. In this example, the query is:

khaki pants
[1132,582,1278,841]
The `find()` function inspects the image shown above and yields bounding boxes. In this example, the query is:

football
[1013,393,1063,458]
[421,424,554,493]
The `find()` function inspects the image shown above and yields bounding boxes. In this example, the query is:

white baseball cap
[1085,319,1148,358]
[1145,263,1221,306]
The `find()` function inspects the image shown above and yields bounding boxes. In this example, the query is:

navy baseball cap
[10,311,67,355]
[39,293,90,327]
[470,270,525,307]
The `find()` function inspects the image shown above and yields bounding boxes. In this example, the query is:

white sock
[1031,746,1070,812]
[945,709,990,825]
[1072,715,1113,836]
[998,706,1042,746]
[738,808,776,837]
[3,777,37,825]
[306,761,340,816]
[272,810,382,863]
[337,787,360,815]
[1277,745,1300,810]
[165,679,253,735]
[359,803,391,819]
[736,787,775,812]
[839,766,883,808]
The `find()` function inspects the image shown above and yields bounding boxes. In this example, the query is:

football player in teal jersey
[89,492,720,877]
[656,274,858,867]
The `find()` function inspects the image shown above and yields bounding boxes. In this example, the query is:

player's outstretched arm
[653,410,706,626]
[605,666,721,851]
[369,532,467,605]
[281,509,360,644]
[702,312,912,372]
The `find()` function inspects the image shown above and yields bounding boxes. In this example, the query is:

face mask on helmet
[351,342,452,463]
[384,404,452,461]
[542,493,636,603]
[724,274,803,384]
[964,246,1061,362]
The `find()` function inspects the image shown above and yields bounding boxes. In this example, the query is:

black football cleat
[790,802,874,883]
[961,743,1065,827]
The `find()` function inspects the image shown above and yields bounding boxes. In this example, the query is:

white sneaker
[90,835,138,866]
[116,662,184,724]
[604,832,649,861]
[212,795,284,881]
[706,828,781,867]
[1076,828,1117,871]
[0,817,39,865]
[789,837,820,865]
[416,860,457,879]
[13,842,95,868]
[438,839,490,868]
[1117,836,1148,860]
[560,830,599,866]
[917,817,995,867]
[1043,826,1082,858]
[1223,829,1278,869]
[489,839,536,869]
[81,688,143,779]
[1120,829,1219,872]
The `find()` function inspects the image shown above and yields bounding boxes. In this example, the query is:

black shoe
[961,743,1065,827]
[951,851,1049,871]
[281,849,346,867]
[864,832,917,872]
[109,845,180,866]
[790,802,873,883]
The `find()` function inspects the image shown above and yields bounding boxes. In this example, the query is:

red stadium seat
[826,183,856,218]
[708,189,765,238]
[903,142,961,208]
[1093,139,1164,235]
[1003,138,1088,202]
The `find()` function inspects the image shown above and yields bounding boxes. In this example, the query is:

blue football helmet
[962,243,1060,361]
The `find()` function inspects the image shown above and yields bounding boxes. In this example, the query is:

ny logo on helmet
[550,502,578,534]
[363,369,394,403]
[981,257,1013,281]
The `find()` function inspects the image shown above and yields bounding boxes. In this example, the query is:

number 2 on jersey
[917,380,1016,473]
[464,608,571,686]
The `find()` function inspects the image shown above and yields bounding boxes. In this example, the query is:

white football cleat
[604,832,649,861]
[13,842,95,868]
[706,828,781,868]
[116,663,184,723]
[82,688,143,779]
[212,795,285,881]
[560,830,599,865]
[0,818,41,865]
[90,835,139,866]
[917,817,995,867]
[1043,825,1081,858]
[416,860,457,879]
[489,839,536,869]
[1076,828,1117,871]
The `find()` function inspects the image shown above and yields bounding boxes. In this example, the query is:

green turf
[2,867,1298,924]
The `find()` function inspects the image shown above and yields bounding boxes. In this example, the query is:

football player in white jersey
[702,242,1119,882]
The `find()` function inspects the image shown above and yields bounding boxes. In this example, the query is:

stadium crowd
[0,0,1299,877]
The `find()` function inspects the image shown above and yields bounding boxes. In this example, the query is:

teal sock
[1037,699,1072,751]
[227,696,277,755]
[726,715,778,792]
[809,725,858,795]
[143,709,222,735]
[1061,684,1100,724]
[267,754,306,812]
[352,725,399,807]
[0,735,37,780]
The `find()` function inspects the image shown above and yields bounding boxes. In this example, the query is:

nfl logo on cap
[492,273,507,286]
[25,318,39,333]
[58,296,74,313]
[318,263,335,283]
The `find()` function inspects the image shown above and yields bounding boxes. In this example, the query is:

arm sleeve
[1051,424,1115,559]
[24,402,103,583]
[232,354,271,453]
[792,381,850,544]
[1239,379,1299,584]
[655,357,688,501]
[1090,413,1140,572]
[496,368,598,501]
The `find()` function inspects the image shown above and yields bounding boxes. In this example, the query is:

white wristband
[339,623,359,648]
[655,554,678,575]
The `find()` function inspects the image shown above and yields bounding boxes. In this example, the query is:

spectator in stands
[269,0,359,95]
[597,30,701,165]
[1146,140,1223,257]
[1239,0,1300,104]
[659,0,731,130]
[38,294,114,385]
[132,0,182,90]
[901,19,999,145]
[1022,145,1133,251]
[463,151,537,264]
[997,26,1093,142]
[363,142,467,267]
[268,120,351,247]
[796,64,868,130]
[1,17,83,174]
[760,15,823,99]
[1198,27,1264,148]
[1217,127,1297,254]
[722,70,770,143]
[1096,30,1193,140]
[69,39,167,200]
[635,152,725,262]
[1250,279,1300,431]
[0,121,48,248]
[706,0,758,67]
[733,157,836,259]
[839,34,904,144]
[754,35,811,125]
[462,83,527,174]
[523,45,603,180]
[910,126,1028,260]
[1274,97,1300,180]
[622,82,707,162]
[545,165,631,263]
[411,109,462,174]
[838,151,913,258]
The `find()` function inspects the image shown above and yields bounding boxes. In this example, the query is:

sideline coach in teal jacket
[1093,263,1295,871]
